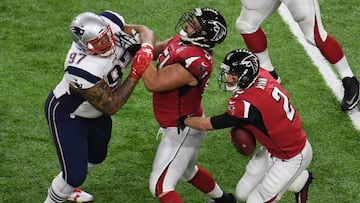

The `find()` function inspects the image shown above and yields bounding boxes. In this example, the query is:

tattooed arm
[71,76,139,115]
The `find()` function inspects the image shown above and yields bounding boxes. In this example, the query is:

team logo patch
[70,26,85,39]
[228,105,235,115]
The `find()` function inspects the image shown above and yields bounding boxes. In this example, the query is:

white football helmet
[69,12,116,57]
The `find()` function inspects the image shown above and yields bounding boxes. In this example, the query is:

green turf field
[1,0,359,202]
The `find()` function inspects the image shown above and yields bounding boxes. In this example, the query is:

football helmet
[217,49,259,91]
[175,8,227,49]
[69,12,116,57]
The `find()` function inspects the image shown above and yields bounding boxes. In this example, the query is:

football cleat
[67,188,93,203]
[269,70,281,84]
[340,76,360,111]
[207,193,238,203]
[294,171,313,203]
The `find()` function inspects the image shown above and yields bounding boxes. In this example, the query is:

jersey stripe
[243,100,250,118]
[66,66,101,84]
[99,11,124,30]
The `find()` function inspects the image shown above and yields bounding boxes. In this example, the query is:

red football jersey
[153,35,213,127]
[226,69,307,159]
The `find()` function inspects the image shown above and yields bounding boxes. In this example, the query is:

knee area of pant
[235,183,249,202]
[235,17,258,34]
[246,189,264,202]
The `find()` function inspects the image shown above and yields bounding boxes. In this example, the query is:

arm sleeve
[210,112,245,129]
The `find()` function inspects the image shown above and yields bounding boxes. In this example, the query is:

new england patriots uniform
[44,10,140,187]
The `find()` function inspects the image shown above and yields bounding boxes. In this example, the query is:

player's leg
[287,140,314,203]
[44,94,91,203]
[149,127,193,202]
[246,140,313,203]
[180,129,236,203]
[88,114,112,165]
[67,114,113,202]
[149,127,233,203]
[235,146,271,202]
[283,0,360,111]
[236,0,282,82]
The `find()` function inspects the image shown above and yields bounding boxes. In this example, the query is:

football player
[44,10,155,203]
[134,7,236,203]
[236,0,360,111]
[178,49,314,203]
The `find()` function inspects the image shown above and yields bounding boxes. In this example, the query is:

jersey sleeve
[210,112,243,129]
[226,97,252,119]
[178,47,212,80]
[66,65,102,89]
[64,50,104,90]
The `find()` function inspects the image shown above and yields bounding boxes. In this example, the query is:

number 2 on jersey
[272,86,295,121]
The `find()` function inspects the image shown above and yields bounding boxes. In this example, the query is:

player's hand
[130,43,154,80]
[177,114,192,134]
[116,31,138,49]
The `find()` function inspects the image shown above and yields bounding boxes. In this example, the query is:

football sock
[159,191,183,203]
[188,166,216,193]
[188,166,223,198]
[44,172,74,203]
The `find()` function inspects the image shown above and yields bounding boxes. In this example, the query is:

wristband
[141,42,154,49]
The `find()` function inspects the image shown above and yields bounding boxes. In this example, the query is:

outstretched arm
[178,112,242,131]
[70,76,139,115]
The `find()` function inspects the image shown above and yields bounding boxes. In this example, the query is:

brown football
[230,126,256,156]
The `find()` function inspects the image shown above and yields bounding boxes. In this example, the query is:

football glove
[130,43,154,80]
[115,31,138,49]
[177,114,192,134]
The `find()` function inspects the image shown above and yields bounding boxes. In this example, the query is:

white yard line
[278,4,360,130]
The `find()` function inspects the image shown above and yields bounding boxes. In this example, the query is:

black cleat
[269,70,281,83]
[207,193,238,203]
[340,76,360,111]
[295,171,314,203]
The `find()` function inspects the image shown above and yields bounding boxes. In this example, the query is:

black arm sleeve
[210,112,244,129]
[210,105,266,133]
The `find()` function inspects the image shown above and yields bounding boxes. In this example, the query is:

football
[230,126,256,156]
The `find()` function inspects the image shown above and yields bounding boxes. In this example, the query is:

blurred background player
[235,0,360,111]
[44,10,155,203]
[134,7,236,203]
[178,49,313,203]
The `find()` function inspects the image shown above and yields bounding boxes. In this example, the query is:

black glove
[115,31,141,56]
[177,114,192,134]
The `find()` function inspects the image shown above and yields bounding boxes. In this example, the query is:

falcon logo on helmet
[218,49,260,92]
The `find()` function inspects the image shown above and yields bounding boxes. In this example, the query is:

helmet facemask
[69,12,116,58]
[176,11,208,48]
[175,8,227,49]
[86,24,116,57]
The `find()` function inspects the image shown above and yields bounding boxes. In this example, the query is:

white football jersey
[53,10,140,118]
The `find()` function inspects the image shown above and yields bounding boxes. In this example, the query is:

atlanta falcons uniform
[149,35,214,196]
[44,10,140,187]
[209,68,313,202]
